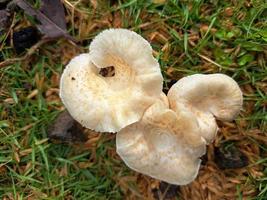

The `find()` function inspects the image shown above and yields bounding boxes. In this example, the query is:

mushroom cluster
[60,29,243,185]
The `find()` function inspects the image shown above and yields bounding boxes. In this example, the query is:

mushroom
[167,73,243,142]
[60,29,163,132]
[116,97,206,185]
[59,28,244,185]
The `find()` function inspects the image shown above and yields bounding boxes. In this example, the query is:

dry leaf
[48,110,87,143]
[14,0,76,42]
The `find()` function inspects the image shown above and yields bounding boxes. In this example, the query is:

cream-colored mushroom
[159,92,169,107]
[116,99,206,185]
[167,74,243,143]
[60,29,163,132]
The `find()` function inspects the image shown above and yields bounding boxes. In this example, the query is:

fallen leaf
[0,0,10,9]
[14,0,76,42]
[214,145,248,169]
[40,0,66,30]
[152,181,179,200]
[48,110,87,143]
[13,26,39,54]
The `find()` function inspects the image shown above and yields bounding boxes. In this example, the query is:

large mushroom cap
[168,73,243,142]
[116,99,206,185]
[60,29,163,132]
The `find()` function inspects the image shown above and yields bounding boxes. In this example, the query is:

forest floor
[0,0,266,199]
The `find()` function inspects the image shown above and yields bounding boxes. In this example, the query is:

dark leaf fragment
[48,110,87,143]
[163,79,177,95]
[200,153,208,165]
[14,0,75,42]
[39,0,66,30]
[152,181,179,200]
[0,0,10,9]
[13,26,39,54]
[214,144,248,169]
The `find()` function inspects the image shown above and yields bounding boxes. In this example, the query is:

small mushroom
[116,98,206,185]
[167,74,243,142]
[60,29,163,132]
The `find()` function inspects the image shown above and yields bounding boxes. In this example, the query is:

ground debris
[13,26,39,54]
[152,181,179,200]
[13,0,75,42]
[214,144,248,169]
[48,110,87,143]
[0,0,10,9]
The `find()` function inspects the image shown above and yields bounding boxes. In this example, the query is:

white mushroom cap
[116,99,206,185]
[89,29,163,97]
[60,29,163,133]
[168,73,243,142]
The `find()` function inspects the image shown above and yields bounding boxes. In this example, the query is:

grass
[0,0,266,199]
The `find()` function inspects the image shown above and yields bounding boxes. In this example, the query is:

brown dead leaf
[14,0,76,42]
[48,110,87,143]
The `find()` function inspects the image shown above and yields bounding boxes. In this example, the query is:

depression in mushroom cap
[116,98,206,185]
[167,73,243,143]
[60,29,163,132]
